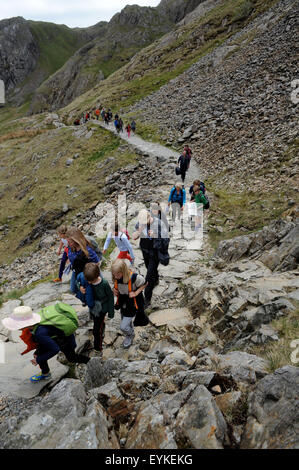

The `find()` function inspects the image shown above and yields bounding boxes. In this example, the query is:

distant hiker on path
[103,223,135,264]
[178,150,190,184]
[126,123,131,138]
[1,305,89,383]
[112,259,148,349]
[95,108,100,120]
[131,120,136,134]
[53,225,69,283]
[119,118,124,133]
[184,145,192,169]
[133,209,169,310]
[168,183,186,222]
[76,263,114,355]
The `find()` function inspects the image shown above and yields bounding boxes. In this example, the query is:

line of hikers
[73,105,136,138]
[1,144,210,384]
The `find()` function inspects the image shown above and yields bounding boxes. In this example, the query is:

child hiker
[53,225,69,283]
[1,304,89,383]
[76,263,114,355]
[103,223,135,265]
[112,259,148,349]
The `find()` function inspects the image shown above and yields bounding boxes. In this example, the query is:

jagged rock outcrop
[0,17,39,93]
[0,17,93,105]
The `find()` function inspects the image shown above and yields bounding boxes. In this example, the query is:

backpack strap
[128,271,138,310]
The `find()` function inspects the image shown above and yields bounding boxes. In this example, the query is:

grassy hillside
[28,21,87,78]
[0,122,137,264]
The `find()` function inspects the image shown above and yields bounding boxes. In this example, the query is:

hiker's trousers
[142,249,160,302]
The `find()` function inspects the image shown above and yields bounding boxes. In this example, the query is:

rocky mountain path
[0,121,212,399]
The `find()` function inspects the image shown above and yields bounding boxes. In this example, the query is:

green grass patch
[251,306,299,373]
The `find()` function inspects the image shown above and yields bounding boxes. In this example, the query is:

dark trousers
[181,171,186,183]
[142,249,160,302]
[92,313,106,351]
[37,335,89,374]
[58,250,68,279]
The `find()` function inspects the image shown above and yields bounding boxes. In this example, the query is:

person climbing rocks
[132,209,169,310]
[76,263,114,356]
[178,150,189,184]
[66,227,100,296]
[126,123,131,138]
[1,305,89,383]
[53,225,70,283]
[112,259,147,349]
[103,223,134,264]
[168,183,186,222]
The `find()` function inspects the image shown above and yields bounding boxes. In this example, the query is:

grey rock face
[241,366,299,449]
[2,379,119,449]
[0,17,39,94]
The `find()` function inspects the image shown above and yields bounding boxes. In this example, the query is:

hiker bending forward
[1,304,89,383]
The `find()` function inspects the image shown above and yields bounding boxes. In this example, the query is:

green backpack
[34,302,79,336]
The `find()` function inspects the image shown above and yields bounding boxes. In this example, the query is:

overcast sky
[0,0,162,28]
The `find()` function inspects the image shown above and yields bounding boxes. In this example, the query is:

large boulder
[241,366,299,449]
[1,379,120,449]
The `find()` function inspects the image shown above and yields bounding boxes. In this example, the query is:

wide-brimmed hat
[1,306,41,331]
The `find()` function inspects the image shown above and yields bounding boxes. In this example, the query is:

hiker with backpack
[132,209,169,310]
[103,223,134,264]
[177,150,190,184]
[1,304,90,383]
[112,259,148,349]
[193,185,209,233]
[53,225,70,283]
[76,263,114,355]
[66,227,101,296]
[189,179,206,201]
[168,183,186,222]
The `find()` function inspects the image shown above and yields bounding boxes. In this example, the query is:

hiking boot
[30,372,51,383]
[122,335,134,349]
[53,278,62,283]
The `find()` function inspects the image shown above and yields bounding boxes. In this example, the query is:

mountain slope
[0,17,97,106]
[29,0,206,113]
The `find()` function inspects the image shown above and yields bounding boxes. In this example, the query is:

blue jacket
[68,246,99,268]
[168,187,186,206]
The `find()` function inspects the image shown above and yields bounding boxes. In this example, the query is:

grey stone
[241,366,299,449]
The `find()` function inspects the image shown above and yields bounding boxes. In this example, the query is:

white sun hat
[1,306,41,331]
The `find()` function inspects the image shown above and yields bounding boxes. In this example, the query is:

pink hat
[1,306,41,331]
